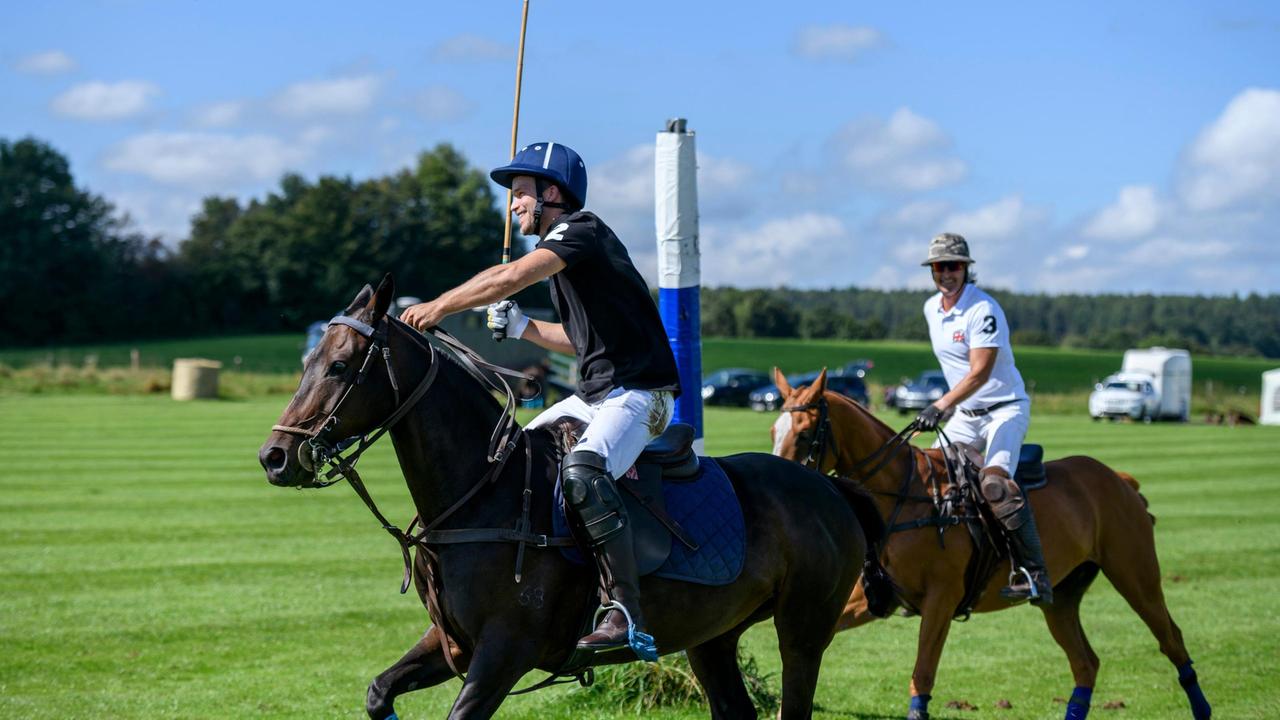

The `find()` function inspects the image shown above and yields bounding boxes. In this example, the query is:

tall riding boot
[1000,503,1054,604]
[577,520,650,654]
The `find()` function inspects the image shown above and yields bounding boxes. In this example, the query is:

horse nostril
[262,446,287,471]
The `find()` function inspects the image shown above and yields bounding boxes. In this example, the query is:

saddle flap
[1014,444,1045,489]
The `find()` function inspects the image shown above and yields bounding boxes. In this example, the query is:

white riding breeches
[934,399,1030,475]
[526,388,675,477]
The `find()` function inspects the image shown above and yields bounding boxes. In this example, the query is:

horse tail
[1116,470,1157,525]
[829,477,897,618]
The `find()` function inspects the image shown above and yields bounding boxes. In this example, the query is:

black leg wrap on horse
[1000,502,1054,605]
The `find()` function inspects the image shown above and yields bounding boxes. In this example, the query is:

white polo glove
[486,300,529,340]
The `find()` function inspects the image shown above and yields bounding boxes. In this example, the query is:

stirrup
[593,601,658,662]
[1010,566,1040,600]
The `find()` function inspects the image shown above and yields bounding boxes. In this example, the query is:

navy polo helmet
[490,142,588,210]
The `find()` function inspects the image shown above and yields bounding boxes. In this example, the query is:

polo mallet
[494,0,530,342]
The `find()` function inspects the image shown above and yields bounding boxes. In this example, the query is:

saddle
[945,442,1046,490]
[550,421,701,575]
[930,442,1047,619]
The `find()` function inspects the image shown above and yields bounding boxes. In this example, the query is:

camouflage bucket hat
[921,233,976,265]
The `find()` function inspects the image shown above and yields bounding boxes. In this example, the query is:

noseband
[780,397,832,472]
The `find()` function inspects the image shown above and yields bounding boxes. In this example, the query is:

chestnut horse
[257,278,880,720]
[769,368,1211,720]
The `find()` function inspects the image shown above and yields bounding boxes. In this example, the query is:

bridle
[779,396,833,472]
[269,308,590,692]
[270,312,561,589]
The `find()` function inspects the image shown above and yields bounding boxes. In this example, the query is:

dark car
[893,370,950,414]
[749,369,870,411]
[701,368,771,407]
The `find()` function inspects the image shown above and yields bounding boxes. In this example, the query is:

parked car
[893,370,950,414]
[701,368,771,407]
[749,369,870,411]
[1088,372,1160,422]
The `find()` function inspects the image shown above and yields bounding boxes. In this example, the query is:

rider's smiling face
[509,176,540,236]
[931,261,966,299]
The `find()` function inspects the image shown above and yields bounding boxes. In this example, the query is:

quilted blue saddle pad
[552,457,745,586]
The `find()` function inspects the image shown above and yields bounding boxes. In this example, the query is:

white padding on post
[655,130,700,290]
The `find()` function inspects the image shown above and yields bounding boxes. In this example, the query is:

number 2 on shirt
[544,223,569,242]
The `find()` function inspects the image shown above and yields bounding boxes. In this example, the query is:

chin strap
[533,178,573,238]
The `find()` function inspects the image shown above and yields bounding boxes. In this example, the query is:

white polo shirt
[924,284,1028,411]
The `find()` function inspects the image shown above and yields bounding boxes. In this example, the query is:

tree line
[3,136,1277,358]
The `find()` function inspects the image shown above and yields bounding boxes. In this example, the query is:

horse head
[770,366,839,475]
[259,274,402,487]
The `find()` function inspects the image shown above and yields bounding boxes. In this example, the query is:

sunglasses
[931,261,965,272]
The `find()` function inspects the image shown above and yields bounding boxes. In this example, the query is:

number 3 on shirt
[544,223,569,242]
[980,315,997,334]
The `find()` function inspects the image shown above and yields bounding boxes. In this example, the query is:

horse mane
[822,388,899,440]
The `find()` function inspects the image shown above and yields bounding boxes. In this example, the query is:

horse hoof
[907,710,929,720]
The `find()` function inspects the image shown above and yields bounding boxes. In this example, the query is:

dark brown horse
[769,368,1212,720]
[257,277,880,720]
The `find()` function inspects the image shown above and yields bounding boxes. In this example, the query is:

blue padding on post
[659,286,702,441]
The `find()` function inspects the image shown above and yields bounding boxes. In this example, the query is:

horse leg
[445,636,540,720]
[905,592,962,720]
[366,626,461,720]
[686,629,757,720]
[834,580,886,632]
[1100,552,1210,719]
[1038,563,1102,720]
[771,571,854,719]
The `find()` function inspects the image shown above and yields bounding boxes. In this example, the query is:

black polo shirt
[535,211,681,404]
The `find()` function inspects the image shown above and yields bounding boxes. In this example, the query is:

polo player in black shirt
[402,142,681,660]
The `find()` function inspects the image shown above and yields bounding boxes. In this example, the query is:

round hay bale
[171,358,222,400]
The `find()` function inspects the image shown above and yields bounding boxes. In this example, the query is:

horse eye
[328,361,348,376]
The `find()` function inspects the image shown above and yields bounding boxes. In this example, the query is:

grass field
[2,394,1277,719]
[3,334,1275,399]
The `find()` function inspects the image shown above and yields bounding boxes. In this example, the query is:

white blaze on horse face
[771,412,792,456]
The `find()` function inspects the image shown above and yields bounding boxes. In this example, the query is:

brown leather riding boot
[1000,504,1054,605]
[577,527,649,654]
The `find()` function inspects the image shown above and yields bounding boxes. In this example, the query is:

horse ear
[774,367,793,397]
[345,284,375,315]
[816,367,828,392]
[369,273,395,322]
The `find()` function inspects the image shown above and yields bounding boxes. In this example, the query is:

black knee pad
[562,450,626,544]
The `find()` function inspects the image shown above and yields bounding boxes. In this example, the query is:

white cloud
[52,81,158,120]
[792,25,884,62]
[430,33,511,62]
[1083,185,1163,239]
[107,190,201,243]
[15,49,76,75]
[940,195,1046,241]
[415,85,473,122]
[1123,236,1236,266]
[272,74,380,117]
[1178,87,1280,211]
[104,132,309,186]
[830,108,967,191]
[702,213,853,287]
[191,101,245,128]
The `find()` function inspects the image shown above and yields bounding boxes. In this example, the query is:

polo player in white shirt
[914,233,1052,605]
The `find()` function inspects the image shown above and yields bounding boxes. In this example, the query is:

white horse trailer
[1262,369,1280,426]
[1121,347,1192,421]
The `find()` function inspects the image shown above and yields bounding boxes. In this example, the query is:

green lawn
[2,395,1277,718]
[4,334,1275,397]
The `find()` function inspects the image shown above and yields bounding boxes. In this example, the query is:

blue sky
[4,1,1279,294]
